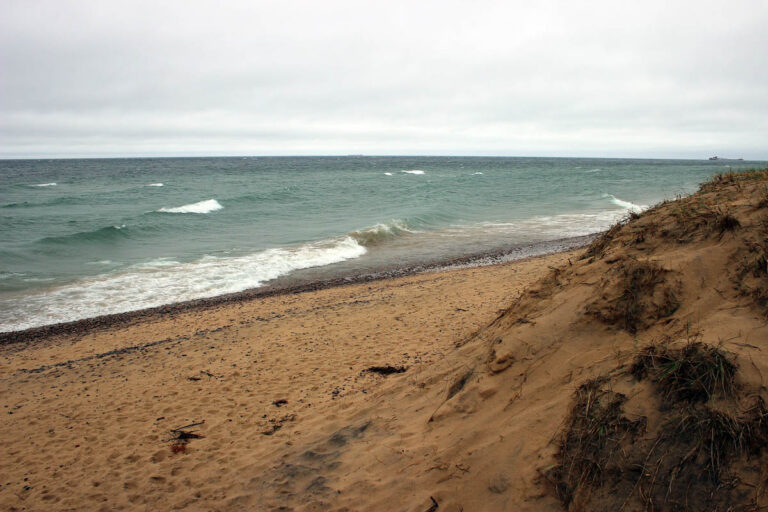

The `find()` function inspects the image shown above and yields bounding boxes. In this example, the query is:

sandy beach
[0,249,578,511]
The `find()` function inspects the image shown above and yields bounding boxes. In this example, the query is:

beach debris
[272,399,288,407]
[446,368,473,400]
[187,369,219,382]
[426,496,439,511]
[364,365,407,375]
[428,367,475,422]
[262,414,296,435]
[168,420,205,453]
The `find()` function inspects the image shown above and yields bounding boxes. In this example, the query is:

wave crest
[603,194,646,213]
[39,224,130,246]
[349,220,414,246]
[158,199,223,214]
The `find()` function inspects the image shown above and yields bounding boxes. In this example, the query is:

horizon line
[1,153,765,162]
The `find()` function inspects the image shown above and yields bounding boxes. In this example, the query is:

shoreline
[0,234,593,345]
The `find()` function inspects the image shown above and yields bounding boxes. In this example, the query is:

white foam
[158,199,223,214]
[134,258,181,269]
[0,236,367,332]
[473,172,484,175]
[401,170,425,175]
[376,219,413,233]
[33,182,57,187]
[146,183,164,187]
[384,172,393,176]
[480,209,629,240]
[603,194,646,213]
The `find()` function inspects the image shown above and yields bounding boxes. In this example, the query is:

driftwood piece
[364,365,407,375]
[168,420,205,453]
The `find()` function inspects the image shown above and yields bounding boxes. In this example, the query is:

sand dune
[2,170,768,511]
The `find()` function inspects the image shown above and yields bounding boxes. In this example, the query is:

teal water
[1,156,764,332]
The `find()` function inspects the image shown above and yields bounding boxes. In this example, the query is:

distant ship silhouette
[709,156,744,161]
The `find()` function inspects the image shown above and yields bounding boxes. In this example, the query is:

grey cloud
[1,0,767,158]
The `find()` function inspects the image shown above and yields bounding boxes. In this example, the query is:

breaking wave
[158,199,223,214]
[349,219,415,246]
[603,194,646,213]
[0,236,367,332]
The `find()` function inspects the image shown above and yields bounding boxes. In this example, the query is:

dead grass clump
[547,351,768,511]
[587,260,680,333]
[581,221,623,260]
[699,171,738,193]
[660,200,741,243]
[668,406,750,481]
[756,186,768,209]
[742,397,768,453]
[631,401,768,510]
[699,168,768,193]
[736,215,768,314]
[544,378,645,507]
[713,209,741,235]
[630,342,737,404]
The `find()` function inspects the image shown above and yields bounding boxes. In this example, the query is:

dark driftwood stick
[365,365,407,375]
[171,420,204,432]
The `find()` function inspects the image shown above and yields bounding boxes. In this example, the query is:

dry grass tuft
[587,260,680,333]
[659,200,741,243]
[736,215,768,314]
[544,378,645,508]
[713,208,741,235]
[756,185,768,209]
[699,168,768,194]
[582,221,623,260]
[630,342,737,404]
[547,353,768,511]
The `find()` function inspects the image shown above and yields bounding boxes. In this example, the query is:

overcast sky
[1,0,766,159]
